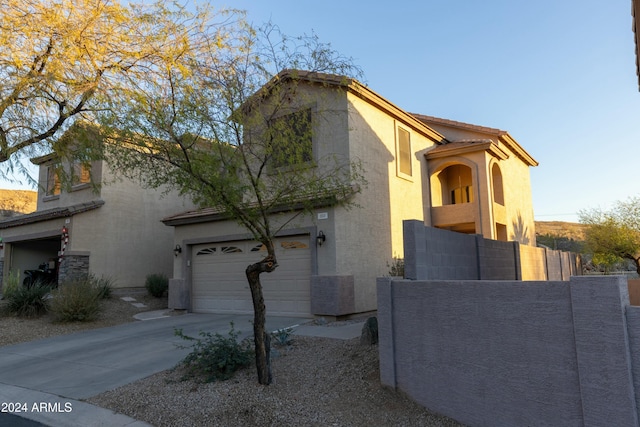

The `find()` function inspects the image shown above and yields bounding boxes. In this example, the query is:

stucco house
[163,71,538,318]
[0,129,194,289]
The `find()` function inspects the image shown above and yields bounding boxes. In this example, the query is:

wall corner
[168,278,190,310]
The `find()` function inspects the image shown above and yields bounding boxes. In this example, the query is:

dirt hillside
[535,221,587,241]
[0,189,37,217]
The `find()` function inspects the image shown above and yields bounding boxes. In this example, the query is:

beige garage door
[191,235,311,317]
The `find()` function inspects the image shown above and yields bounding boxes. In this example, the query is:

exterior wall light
[174,244,182,257]
[316,231,326,247]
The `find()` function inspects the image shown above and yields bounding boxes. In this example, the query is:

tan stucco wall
[68,165,194,287]
[519,243,548,280]
[495,155,536,245]
[328,93,440,312]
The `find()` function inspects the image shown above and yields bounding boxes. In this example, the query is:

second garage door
[191,235,311,317]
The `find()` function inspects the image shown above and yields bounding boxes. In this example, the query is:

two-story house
[0,126,194,289]
[162,71,539,318]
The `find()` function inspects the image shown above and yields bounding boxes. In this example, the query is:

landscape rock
[360,316,378,345]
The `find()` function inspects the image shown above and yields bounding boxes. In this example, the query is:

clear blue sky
[3,1,639,224]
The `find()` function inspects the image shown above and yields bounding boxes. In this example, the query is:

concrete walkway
[0,312,364,427]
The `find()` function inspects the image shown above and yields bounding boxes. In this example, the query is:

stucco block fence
[403,220,581,281]
[377,275,640,427]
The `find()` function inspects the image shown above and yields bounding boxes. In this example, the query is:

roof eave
[499,134,538,167]
[0,200,105,229]
[346,82,448,144]
[163,189,357,227]
[425,140,509,161]
[30,152,58,165]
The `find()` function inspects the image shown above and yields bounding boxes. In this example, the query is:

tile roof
[0,200,105,229]
[409,113,507,136]
[163,186,359,226]
[411,113,538,167]
[425,139,509,161]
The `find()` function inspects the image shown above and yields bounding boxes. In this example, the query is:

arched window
[492,163,504,206]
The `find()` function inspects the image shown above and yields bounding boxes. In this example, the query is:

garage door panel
[191,236,311,317]
[192,297,253,314]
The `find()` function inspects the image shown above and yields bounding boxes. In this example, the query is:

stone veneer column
[57,254,90,283]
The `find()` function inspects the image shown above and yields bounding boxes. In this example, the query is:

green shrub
[145,273,168,298]
[387,257,405,278]
[89,274,114,299]
[175,322,254,382]
[49,277,101,322]
[5,282,51,318]
[271,326,294,346]
[1,270,22,300]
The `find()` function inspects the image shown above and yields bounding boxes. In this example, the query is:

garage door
[191,235,311,317]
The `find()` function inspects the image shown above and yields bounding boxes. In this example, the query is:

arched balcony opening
[438,164,473,206]
[429,163,477,234]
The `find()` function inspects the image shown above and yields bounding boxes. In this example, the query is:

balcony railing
[431,202,477,228]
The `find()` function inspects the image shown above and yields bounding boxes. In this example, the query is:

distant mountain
[0,189,37,218]
[535,221,587,241]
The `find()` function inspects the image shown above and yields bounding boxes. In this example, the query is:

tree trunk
[245,254,277,385]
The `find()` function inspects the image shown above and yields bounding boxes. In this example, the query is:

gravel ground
[1,289,464,427]
[0,289,168,347]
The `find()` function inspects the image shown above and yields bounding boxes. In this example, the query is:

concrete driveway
[0,313,304,400]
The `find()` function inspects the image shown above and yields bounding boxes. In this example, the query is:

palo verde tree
[97,19,365,384]
[0,0,208,184]
[579,196,640,274]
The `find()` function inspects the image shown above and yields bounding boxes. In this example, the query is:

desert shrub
[1,270,22,300]
[271,326,294,346]
[89,274,114,299]
[387,257,405,277]
[49,277,101,322]
[175,322,254,382]
[145,273,168,298]
[5,282,51,318]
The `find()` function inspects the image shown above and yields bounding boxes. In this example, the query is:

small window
[269,108,313,168]
[221,246,242,254]
[46,165,61,196]
[281,241,308,249]
[251,244,266,252]
[396,126,412,177]
[72,162,91,186]
[196,247,216,256]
